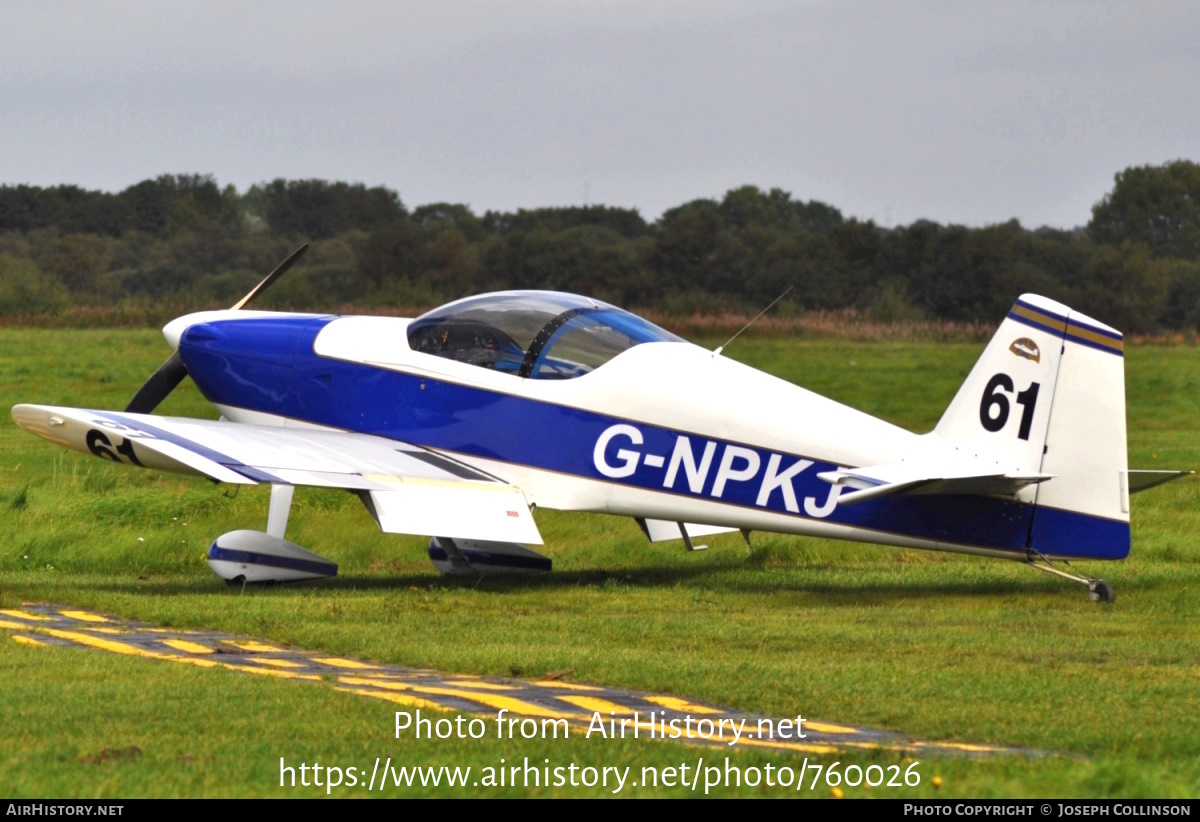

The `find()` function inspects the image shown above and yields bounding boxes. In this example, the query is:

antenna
[712,285,794,357]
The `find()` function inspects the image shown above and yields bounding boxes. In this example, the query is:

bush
[0,255,69,316]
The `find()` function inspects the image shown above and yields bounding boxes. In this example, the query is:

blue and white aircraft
[12,247,1187,601]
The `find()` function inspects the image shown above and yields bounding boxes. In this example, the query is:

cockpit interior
[406,291,683,379]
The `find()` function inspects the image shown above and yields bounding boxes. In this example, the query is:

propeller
[124,243,309,414]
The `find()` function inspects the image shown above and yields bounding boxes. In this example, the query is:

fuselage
[166,305,1121,561]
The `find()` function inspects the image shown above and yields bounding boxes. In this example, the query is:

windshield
[406,291,683,379]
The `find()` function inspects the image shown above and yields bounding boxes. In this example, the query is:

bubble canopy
[406,291,684,379]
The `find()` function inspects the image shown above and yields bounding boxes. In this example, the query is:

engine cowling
[207,529,338,584]
[428,537,551,576]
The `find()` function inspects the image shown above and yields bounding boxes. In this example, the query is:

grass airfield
[0,327,1197,798]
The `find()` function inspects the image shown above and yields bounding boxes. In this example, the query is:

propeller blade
[230,243,310,310]
[124,351,189,414]
[124,243,309,414]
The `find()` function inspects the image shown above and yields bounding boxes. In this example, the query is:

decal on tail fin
[933,296,1068,475]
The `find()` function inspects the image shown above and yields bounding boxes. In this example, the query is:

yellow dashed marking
[337,687,445,711]
[0,609,51,621]
[921,741,1001,753]
[736,736,842,756]
[805,721,861,735]
[234,665,321,682]
[407,687,575,719]
[59,610,109,623]
[340,676,573,719]
[645,695,722,715]
[160,639,214,655]
[0,618,37,631]
[10,624,216,668]
[312,657,377,670]
[557,695,636,715]
[1,621,327,686]
[224,641,284,653]
[340,675,411,690]
[532,681,602,691]
[246,656,305,669]
[442,680,517,691]
[0,606,1031,759]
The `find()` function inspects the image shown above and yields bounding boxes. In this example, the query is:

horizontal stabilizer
[817,462,1053,507]
[1127,469,1194,494]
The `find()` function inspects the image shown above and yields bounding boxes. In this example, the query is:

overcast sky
[2,0,1197,228]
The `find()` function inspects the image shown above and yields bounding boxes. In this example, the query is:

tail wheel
[1089,579,1116,603]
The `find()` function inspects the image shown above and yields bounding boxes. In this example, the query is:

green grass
[0,328,1197,798]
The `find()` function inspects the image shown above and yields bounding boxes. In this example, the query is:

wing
[11,404,541,545]
[816,461,1053,506]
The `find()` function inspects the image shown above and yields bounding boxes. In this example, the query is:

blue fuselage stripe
[178,317,1130,560]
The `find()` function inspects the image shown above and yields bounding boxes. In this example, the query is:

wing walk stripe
[403,450,498,481]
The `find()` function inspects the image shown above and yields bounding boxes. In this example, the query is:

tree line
[1,161,1199,333]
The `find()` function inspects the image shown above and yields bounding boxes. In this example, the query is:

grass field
[0,327,1197,798]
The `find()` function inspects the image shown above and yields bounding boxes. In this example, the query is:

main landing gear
[206,484,339,584]
[1026,556,1115,603]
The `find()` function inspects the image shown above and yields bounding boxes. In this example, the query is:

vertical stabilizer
[933,295,1130,559]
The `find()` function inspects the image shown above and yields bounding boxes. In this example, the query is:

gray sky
[2,0,1197,228]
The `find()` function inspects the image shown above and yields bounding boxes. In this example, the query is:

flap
[359,484,542,544]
